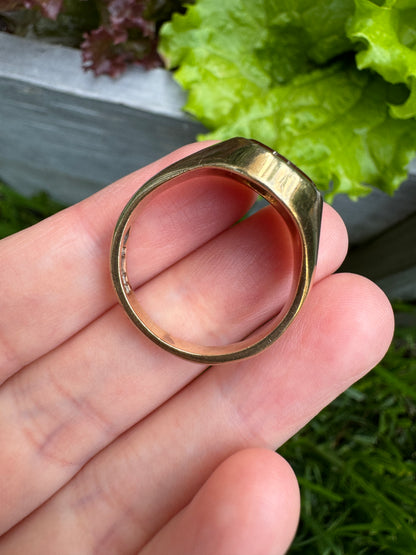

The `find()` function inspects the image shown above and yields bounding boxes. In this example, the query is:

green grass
[0,181,65,239]
[1,179,415,553]
[281,322,416,554]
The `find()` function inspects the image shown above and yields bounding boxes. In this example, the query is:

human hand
[0,143,393,554]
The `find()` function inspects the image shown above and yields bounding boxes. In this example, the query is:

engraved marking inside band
[121,227,132,294]
[122,273,132,294]
[163,333,175,345]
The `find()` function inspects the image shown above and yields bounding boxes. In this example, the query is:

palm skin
[0,143,393,554]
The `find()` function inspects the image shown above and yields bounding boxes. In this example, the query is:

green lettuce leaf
[160,0,355,128]
[160,0,416,198]
[205,62,416,199]
[348,0,416,119]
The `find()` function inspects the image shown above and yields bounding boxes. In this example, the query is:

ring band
[110,138,322,364]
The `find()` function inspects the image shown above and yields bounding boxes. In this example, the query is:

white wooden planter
[1,32,415,301]
[0,32,204,204]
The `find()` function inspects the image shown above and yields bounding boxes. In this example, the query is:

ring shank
[111,138,322,364]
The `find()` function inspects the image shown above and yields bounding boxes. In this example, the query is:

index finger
[0,142,256,383]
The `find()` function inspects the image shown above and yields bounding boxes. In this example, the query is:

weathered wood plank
[341,212,416,300]
[332,173,416,244]
[0,32,205,204]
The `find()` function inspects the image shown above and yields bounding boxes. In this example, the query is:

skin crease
[0,142,394,554]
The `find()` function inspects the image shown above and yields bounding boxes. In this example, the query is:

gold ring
[110,138,322,364]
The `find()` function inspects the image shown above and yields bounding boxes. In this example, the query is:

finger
[1,274,393,553]
[140,449,300,555]
[0,204,345,534]
[0,141,256,382]
[314,204,348,280]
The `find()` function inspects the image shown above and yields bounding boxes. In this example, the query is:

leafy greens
[160,0,416,199]
[0,0,190,76]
